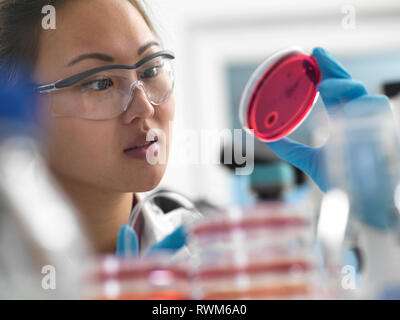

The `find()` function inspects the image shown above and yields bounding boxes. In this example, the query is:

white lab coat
[135,194,202,262]
[27,152,201,261]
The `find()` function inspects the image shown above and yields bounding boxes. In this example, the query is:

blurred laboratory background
[2,0,400,300]
[144,0,400,208]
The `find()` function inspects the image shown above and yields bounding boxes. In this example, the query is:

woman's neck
[50,171,134,255]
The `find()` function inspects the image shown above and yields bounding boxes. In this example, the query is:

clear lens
[139,57,174,106]
[49,56,175,120]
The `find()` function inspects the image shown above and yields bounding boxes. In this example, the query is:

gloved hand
[266,47,391,193]
[116,224,187,257]
[266,47,392,229]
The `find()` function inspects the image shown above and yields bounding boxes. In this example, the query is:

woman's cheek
[44,120,111,181]
[160,95,175,156]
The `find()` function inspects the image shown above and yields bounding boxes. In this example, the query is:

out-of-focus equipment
[220,139,299,201]
[117,191,203,257]
[0,74,93,299]
[383,80,400,99]
[316,105,400,298]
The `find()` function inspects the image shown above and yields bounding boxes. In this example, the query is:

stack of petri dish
[187,202,322,299]
[81,254,190,300]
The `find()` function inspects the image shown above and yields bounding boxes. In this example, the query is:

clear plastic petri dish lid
[187,201,312,239]
[81,254,190,300]
[239,46,321,142]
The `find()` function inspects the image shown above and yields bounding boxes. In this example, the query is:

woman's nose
[121,83,155,124]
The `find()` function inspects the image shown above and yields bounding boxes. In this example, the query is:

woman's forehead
[38,0,154,68]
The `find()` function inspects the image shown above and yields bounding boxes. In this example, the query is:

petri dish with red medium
[81,254,190,300]
[239,47,321,142]
[187,204,321,300]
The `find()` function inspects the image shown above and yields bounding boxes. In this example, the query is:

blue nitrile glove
[116,224,187,257]
[266,47,391,193]
[116,224,140,257]
[265,47,392,230]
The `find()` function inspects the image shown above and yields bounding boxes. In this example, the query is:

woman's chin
[132,179,162,193]
[122,165,166,192]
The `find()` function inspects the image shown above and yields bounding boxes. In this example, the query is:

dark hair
[0,1,64,84]
[0,0,156,85]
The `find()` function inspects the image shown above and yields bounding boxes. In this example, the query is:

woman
[0,0,192,257]
[0,0,391,258]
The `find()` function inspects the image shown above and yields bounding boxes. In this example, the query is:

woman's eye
[140,65,162,79]
[82,78,114,91]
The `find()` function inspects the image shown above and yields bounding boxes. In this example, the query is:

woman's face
[34,0,175,192]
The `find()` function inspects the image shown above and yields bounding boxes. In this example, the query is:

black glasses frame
[36,50,175,93]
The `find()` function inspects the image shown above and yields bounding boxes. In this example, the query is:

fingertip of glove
[176,224,188,238]
[146,225,188,256]
[168,225,187,247]
[375,94,391,105]
[312,47,325,57]
[312,47,330,64]
[312,47,352,80]
[116,224,138,256]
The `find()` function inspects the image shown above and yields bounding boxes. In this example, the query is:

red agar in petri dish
[191,215,306,237]
[239,47,321,142]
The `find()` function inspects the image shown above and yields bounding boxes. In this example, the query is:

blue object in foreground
[0,72,36,126]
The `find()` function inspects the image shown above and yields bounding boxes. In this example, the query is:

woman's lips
[124,137,159,160]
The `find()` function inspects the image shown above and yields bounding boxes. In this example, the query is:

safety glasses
[35,50,175,120]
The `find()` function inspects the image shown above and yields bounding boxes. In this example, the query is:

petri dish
[239,47,321,142]
[187,204,322,299]
[191,215,307,237]
[194,258,315,300]
[82,254,190,300]
[189,202,310,238]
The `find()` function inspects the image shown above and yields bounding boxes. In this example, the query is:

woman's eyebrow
[66,41,161,67]
[66,53,114,67]
[137,40,160,56]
